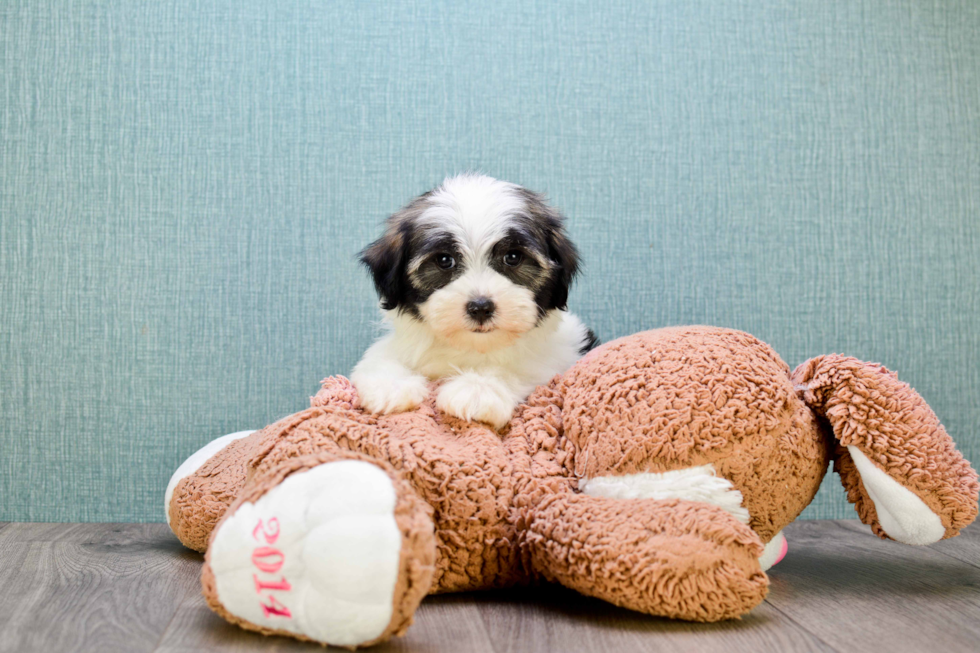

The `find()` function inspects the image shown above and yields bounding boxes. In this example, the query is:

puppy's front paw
[351,373,429,415]
[436,372,518,431]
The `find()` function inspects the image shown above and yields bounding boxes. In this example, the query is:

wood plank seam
[760,599,841,653]
[928,545,980,571]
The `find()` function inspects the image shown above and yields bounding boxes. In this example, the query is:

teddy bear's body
[167,326,978,648]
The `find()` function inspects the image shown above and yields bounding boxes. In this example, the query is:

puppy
[351,173,598,430]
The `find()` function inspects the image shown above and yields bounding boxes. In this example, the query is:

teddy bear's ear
[793,355,979,545]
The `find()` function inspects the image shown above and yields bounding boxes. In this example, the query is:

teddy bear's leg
[579,465,790,571]
[793,355,979,544]
[166,432,254,524]
[168,377,367,552]
[166,430,262,552]
[166,406,327,552]
[201,449,436,648]
[524,493,769,622]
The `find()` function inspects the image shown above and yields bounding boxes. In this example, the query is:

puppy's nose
[466,297,496,324]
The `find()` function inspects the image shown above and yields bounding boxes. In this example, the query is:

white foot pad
[209,461,402,646]
[847,445,945,545]
[758,531,787,571]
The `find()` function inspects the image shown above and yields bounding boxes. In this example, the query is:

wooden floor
[0,520,978,653]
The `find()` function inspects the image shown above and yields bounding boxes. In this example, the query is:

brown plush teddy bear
[165,326,978,648]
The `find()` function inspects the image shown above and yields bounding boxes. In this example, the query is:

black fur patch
[513,188,581,314]
[359,222,410,311]
[579,328,600,355]
[488,228,548,289]
[359,194,431,313]
[408,231,464,301]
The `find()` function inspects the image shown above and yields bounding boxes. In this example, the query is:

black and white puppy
[352,173,598,429]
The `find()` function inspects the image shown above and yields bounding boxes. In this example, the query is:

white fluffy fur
[579,465,752,525]
[420,174,527,256]
[352,174,590,429]
[353,310,588,428]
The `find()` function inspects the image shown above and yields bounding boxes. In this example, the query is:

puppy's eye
[503,250,523,267]
[434,253,456,270]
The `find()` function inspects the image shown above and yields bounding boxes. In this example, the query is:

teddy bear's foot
[793,355,979,543]
[758,530,787,571]
[201,456,436,648]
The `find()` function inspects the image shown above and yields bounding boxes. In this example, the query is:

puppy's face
[361,174,579,352]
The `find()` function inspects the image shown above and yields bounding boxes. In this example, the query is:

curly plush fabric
[166,326,979,647]
[525,494,768,621]
[169,434,266,553]
[793,355,979,539]
[559,327,830,541]
[180,399,524,592]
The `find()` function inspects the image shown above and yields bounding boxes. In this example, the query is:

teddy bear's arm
[524,492,769,622]
[793,355,979,543]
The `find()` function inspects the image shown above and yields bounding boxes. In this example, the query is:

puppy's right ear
[360,224,408,311]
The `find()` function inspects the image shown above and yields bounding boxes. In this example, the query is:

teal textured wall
[2,0,978,522]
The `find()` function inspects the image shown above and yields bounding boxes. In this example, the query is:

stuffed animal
[165,326,978,648]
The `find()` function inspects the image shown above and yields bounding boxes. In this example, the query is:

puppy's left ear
[360,225,408,311]
[546,219,580,310]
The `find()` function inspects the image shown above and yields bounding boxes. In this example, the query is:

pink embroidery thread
[259,595,292,619]
[251,517,293,619]
[254,574,292,593]
[252,517,280,544]
[251,546,285,574]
